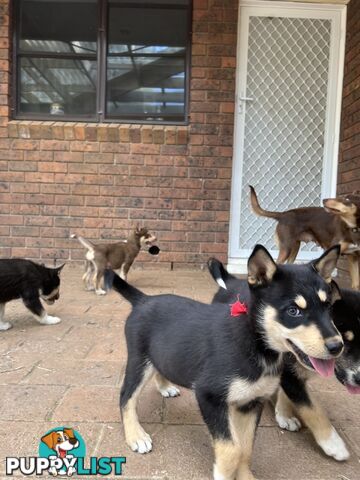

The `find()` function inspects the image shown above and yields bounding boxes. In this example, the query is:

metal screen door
[228,2,346,272]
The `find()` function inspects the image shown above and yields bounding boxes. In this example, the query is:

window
[13,0,192,123]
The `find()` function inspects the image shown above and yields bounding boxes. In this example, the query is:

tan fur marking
[275,388,296,420]
[294,295,307,309]
[318,290,327,302]
[228,376,279,405]
[262,305,340,360]
[122,365,154,450]
[229,406,258,480]
[213,440,242,480]
[297,402,333,444]
[213,407,258,480]
[344,330,355,341]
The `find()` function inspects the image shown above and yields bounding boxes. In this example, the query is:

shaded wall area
[0,0,238,269]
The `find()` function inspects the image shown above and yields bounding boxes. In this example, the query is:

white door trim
[228,1,347,273]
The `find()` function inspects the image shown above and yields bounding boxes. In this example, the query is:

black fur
[0,259,63,329]
[110,245,342,478]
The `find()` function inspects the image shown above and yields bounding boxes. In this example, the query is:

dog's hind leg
[287,242,301,264]
[348,255,360,289]
[0,303,12,331]
[22,295,61,325]
[83,261,95,291]
[154,372,180,398]
[95,268,106,295]
[276,246,291,264]
[120,359,155,454]
[275,226,293,264]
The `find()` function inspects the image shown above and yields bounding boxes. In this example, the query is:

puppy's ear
[312,245,340,283]
[64,428,76,440]
[41,431,57,450]
[330,280,341,304]
[54,263,65,275]
[247,245,277,286]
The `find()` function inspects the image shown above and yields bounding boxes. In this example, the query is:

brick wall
[0,0,238,269]
[337,0,360,285]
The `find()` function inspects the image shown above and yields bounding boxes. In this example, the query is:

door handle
[237,95,254,114]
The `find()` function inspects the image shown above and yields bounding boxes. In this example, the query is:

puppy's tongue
[345,384,360,394]
[308,357,335,377]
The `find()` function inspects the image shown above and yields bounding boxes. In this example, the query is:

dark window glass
[17,0,97,118]
[106,1,188,121]
[20,58,97,115]
[14,0,191,123]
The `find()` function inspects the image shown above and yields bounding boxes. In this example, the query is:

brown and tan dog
[249,186,360,288]
[71,226,157,295]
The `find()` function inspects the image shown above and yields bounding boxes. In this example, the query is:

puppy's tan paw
[127,430,153,454]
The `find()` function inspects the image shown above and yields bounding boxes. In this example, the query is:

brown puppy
[71,226,157,295]
[249,186,360,288]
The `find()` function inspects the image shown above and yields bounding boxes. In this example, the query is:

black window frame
[12,0,192,125]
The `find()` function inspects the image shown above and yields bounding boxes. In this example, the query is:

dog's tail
[249,185,282,220]
[70,233,95,252]
[207,257,235,290]
[104,269,146,305]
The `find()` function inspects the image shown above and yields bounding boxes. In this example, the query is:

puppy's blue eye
[287,306,302,317]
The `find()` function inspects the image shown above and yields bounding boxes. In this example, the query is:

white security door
[228,1,346,272]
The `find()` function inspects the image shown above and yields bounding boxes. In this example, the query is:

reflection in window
[15,0,191,122]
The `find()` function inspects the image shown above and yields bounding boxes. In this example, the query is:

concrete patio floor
[0,265,359,480]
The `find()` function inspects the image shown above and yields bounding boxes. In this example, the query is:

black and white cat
[0,259,64,331]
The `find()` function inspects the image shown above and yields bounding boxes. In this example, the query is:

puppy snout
[325,338,344,356]
[353,372,360,386]
[69,437,78,446]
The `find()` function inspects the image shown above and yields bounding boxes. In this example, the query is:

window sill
[7,120,190,144]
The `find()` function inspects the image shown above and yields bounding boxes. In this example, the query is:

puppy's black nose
[325,339,343,356]
[69,438,77,445]
[354,372,360,385]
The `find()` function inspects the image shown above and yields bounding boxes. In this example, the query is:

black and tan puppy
[0,259,64,331]
[208,257,360,462]
[108,245,343,480]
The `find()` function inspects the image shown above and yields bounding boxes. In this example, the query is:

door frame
[228,0,347,273]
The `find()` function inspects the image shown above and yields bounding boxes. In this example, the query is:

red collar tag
[230,295,248,317]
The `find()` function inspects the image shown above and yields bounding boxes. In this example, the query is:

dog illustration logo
[39,427,85,476]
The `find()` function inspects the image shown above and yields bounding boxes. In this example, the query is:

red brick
[130,144,160,154]
[12,226,39,237]
[40,140,69,151]
[71,141,99,152]
[8,161,37,171]
[38,162,67,173]
[54,151,83,162]
[11,139,39,150]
